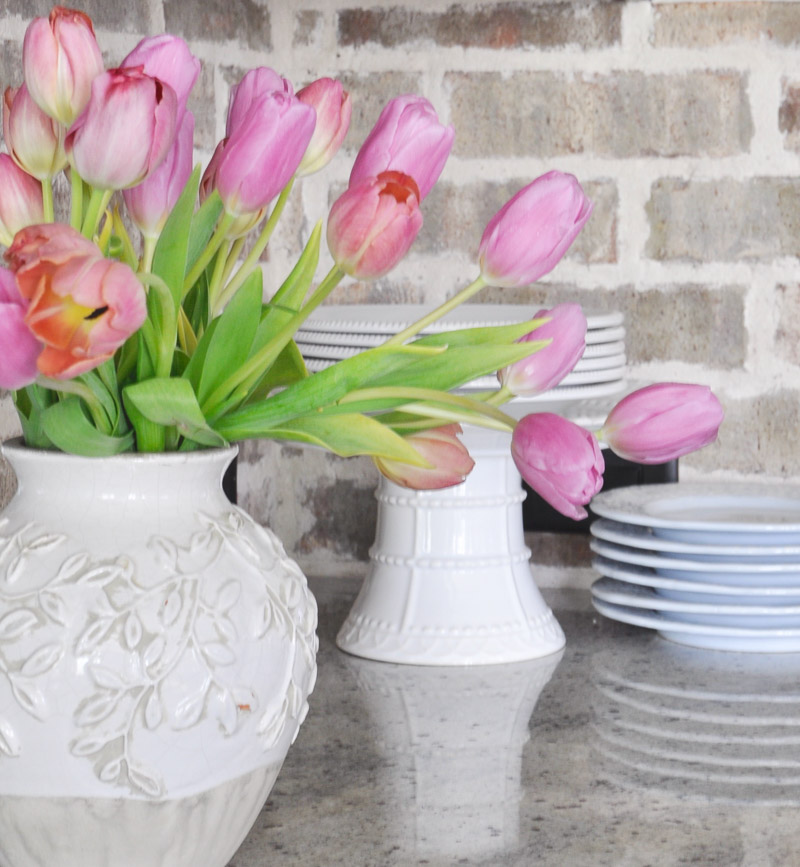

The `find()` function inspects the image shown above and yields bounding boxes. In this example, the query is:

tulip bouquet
[0,6,724,521]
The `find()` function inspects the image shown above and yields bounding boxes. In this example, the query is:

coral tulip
[479,171,593,288]
[0,154,44,247]
[22,6,104,126]
[121,34,200,116]
[3,84,66,180]
[498,303,587,396]
[349,95,454,200]
[327,171,423,279]
[296,77,352,176]
[201,90,314,219]
[512,413,604,520]
[0,266,42,389]
[374,424,475,490]
[6,223,146,379]
[65,67,178,190]
[599,383,724,464]
[123,110,194,239]
[226,67,293,135]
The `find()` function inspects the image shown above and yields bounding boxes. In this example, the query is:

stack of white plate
[589,482,800,652]
[295,304,627,404]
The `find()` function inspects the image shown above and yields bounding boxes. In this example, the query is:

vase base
[0,763,281,867]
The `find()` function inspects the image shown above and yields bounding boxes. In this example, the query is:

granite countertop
[229,576,800,867]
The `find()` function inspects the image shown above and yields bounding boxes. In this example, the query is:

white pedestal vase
[0,441,318,867]
[336,424,566,665]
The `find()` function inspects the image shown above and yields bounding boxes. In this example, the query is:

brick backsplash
[1,0,798,571]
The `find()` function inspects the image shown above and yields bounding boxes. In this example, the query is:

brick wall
[1,0,799,571]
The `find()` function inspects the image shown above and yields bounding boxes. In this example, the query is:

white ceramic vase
[336,424,566,665]
[0,440,318,867]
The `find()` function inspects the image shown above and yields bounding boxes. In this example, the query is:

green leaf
[213,344,444,438]
[13,386,54,449]
[124,378,227,448]
[197,270,262,408]
[268,221,321,312]
[40,397,134,456]
[410,319,547,347]
[152,165,202,307]
[186,189,223,277]
[245,340,308,400]
[234,412,428,464]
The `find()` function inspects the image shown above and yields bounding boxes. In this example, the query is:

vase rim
[1,436,239,465]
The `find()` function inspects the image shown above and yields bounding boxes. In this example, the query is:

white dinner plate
[590,538,800,577]
[299,304,624,334]
[590,482,800,545]
[591,556,800,603]
[592,577,800,620]
[591,597,800,652]
[591,518,800,559]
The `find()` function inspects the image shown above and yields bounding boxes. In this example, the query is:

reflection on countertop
[229,579,800,867]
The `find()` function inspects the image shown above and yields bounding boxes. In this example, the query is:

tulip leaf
[13,386,55,449]
[364,343,542,392]
[213,344,444,439]
[411,319,548,347]
[232,412,428,464]
[267,221,321,313]
[123,378,227,448]
[245,341,308,401]
[187,189,223,278]
[152,165,202,308]
[40,397,134,456]
[196,271,262,409]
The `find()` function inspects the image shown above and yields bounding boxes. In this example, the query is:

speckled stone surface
[227,578,800,867]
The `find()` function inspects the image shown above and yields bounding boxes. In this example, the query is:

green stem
[183,211,235,295]
[37,376,111,434]
[486,384,514,407]
[69,168,83,231]
[81,188,112,239]
[206,242,232,315]
[221,237,245,286]
[140,235,157,273]
[383,275,488,346]
[220,180,294,305]
[202,264,345,417]
[42,179,54,222]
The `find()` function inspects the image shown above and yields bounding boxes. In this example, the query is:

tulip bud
[374,424,475,490]
[3,84,66,180]
[121,34,201,116]
[0,154,45,247]
[498,303,587,397]
[349,95,454,201]
[599,383,724,465]
[6,223,146,379]
[226,67,294,136]
[512,413,604,520]
[479,171,593,288]
[0,266,42,389]
[65,67,178,191]
[327,171,423,280]
[296,78,352,176]
[123,110,194,239]
[22,6,104,126]
[201,89,314,220]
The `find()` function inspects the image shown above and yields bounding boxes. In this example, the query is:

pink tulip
[512,413,604,520]
[121,34,201,116]
[327,171,423,279]
[226,67,293,135]
[349,95,454,200]
[599,383,724,465]
[3,84,66,180]
[123,110,194,239]
[22,6,104,126]
[374,424,475,490]
[498,303,587,397]
[6,223,146,379]
[0,154,44,247]
[65,67,178,190]
[296,77,352,176]
[479,171,593,288]
[201,89,315,218]
[0,266,42,389]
